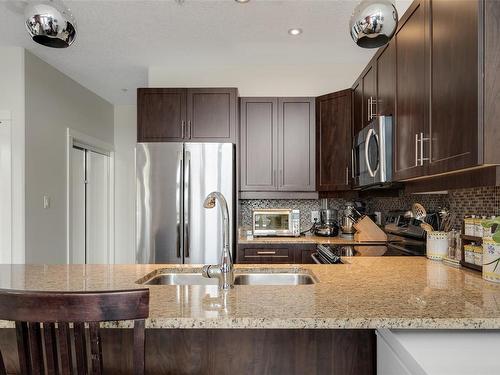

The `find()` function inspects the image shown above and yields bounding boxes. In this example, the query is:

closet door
[86,151,110,264]
[71,147,86,264]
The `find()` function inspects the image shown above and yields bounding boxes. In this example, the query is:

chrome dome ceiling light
[349,0,398,49]
[25,1,77,48]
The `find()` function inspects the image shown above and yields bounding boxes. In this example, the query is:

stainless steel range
[312,211,427,264]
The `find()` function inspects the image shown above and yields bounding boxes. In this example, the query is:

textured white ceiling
[0,0,411,104]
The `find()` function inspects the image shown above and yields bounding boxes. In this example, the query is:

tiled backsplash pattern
[240,187,500,231]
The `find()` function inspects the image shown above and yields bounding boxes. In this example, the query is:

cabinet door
[187,88,237,143]
[353,80,364,136]
[240,98,278,191]
[316,90,353,191]
[137,88,186,142]
[362,65,377,126]
[428,0,478,175]
[278,98,315,191]
[376,41,396,117]
[394,0,429,180]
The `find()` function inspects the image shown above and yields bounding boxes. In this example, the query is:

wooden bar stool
[0,288,149,375]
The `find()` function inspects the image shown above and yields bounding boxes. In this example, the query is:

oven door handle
[365,128,378,178]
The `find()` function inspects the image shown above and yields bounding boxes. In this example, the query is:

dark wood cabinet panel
[376,41,396,117]
[298,249,316,264]
[137,88,186,142]
[187,88,237,143]
[316,89,353,191]
[0,326,381,375]
[240,97,315,194]
[352,81,363,136]
[362,65,377,127]
[137,87,237,143]
[394,0,429,180]
[278,98,315,191]
[240,98,278,191]
[236,244,317,264]
[428,0,478,174]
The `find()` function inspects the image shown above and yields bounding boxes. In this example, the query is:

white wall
[113,105,137,264]
[0,47,25,264]
[149,63,367,97]
[24,51,114,264]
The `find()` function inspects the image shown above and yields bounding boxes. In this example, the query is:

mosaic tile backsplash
[239,186,500,232]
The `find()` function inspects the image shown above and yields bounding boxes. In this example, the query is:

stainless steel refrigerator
[136,143,235,264]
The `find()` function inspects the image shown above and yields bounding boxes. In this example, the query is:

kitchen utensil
[340,203,358,236]
[412,203,427,221]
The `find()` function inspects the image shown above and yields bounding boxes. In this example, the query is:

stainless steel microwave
[353,116,393,188]
[252,209,300,237]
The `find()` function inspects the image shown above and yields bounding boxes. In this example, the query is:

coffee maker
[314,199,339,237]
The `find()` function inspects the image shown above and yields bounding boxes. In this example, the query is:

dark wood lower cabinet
[0,328,376,374]
[237,244,317,264]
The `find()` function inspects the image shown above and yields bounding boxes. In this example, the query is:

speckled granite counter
[0,258,499,329]
[238,234,386,245]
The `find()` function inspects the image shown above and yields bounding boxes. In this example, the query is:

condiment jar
[483,239,500,283]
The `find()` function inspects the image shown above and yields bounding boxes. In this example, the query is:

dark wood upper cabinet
[352,80,363,136]
[187,88,237,142]
[278,98,315,191]
[137,88,186,142]
[428,0,478,175]
[137,88,237,143]
[240,98,278,191]
[376,41,396,117]
[240,97,315,193]
[316,89,352,191]
[393,0,429,181]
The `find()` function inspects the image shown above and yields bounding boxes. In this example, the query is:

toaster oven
[252,209,300,237]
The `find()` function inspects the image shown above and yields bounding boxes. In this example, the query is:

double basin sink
[139,270,317,286]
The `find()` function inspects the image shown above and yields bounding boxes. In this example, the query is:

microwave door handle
[351,147,355,178]
[365,128,376,178]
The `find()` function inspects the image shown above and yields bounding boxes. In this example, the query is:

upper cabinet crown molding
[239,97,315,194]
[137,87,238,143]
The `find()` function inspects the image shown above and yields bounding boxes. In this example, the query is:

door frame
[0,110,12,264]
[66,128,115,264]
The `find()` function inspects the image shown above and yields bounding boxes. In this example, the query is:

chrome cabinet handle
[257,251,277,255]
[188,120,192,139]
[367,98,371,121]
[420,132,430,166]
[346,166,349,185]
[415,133,419,167]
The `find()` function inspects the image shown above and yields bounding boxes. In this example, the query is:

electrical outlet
[311,210,320,223]
[43,195,50,209]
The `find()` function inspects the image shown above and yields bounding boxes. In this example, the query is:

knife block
[353,216,387,242]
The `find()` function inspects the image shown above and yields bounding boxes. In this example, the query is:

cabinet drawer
[237,247,294,264]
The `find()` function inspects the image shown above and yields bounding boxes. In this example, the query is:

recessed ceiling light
[235,0,250,3]
[288,28,303,36]
[288,28,302,36]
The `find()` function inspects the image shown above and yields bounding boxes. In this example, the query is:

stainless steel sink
[139,270,317,286]
[142,273,219,285]
[234,273,316,285]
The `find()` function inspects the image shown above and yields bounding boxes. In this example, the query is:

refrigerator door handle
[176,151,183,258]
[184,151,191,258]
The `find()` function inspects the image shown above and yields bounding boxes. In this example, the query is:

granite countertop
[1,259,500,330]
[238,234,386,245]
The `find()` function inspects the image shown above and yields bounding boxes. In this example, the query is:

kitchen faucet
[201,191,234,290]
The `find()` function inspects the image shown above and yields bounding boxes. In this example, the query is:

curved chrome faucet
[201,192,234,290]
